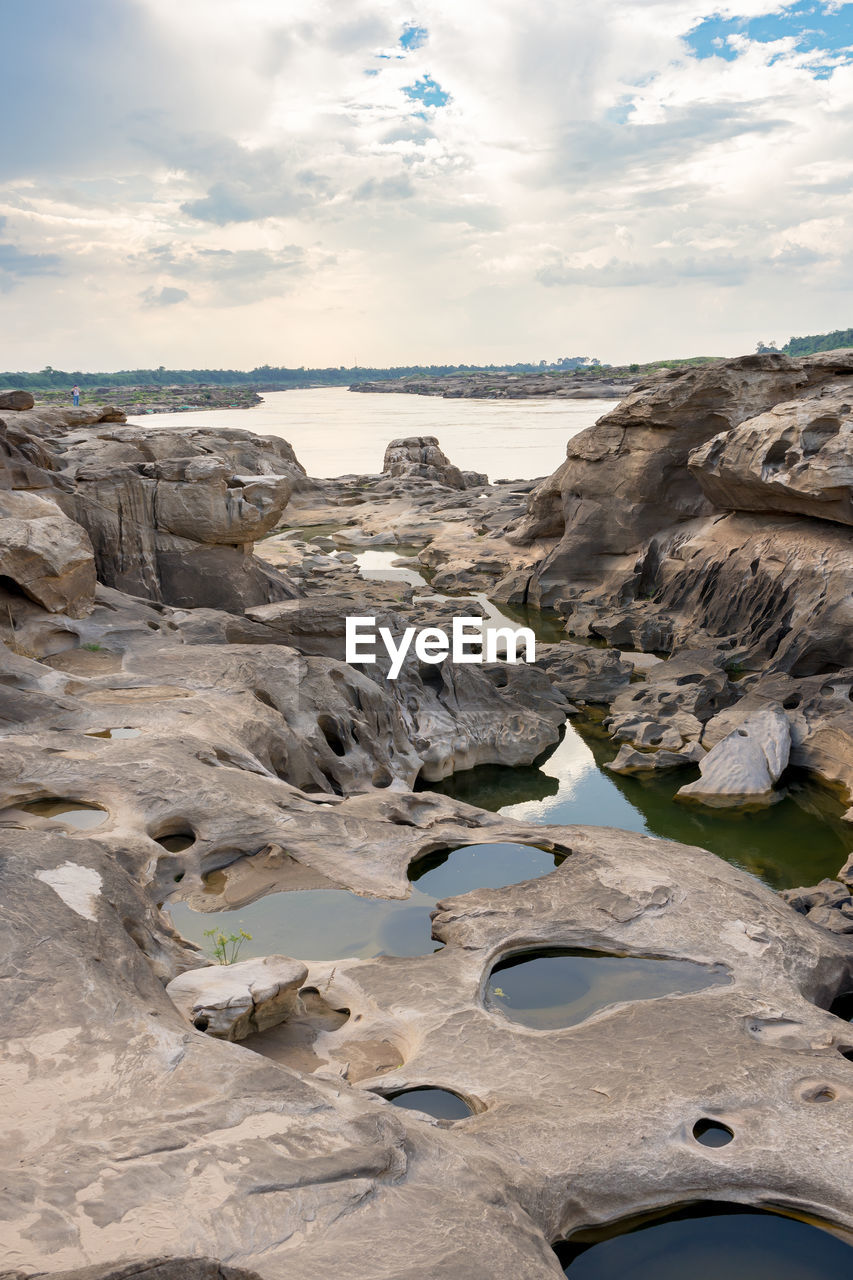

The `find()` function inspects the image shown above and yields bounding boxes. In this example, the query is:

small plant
[204,927,252,965]
[82,642,102,652]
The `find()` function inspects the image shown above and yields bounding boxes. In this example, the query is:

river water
[128,386,616,481]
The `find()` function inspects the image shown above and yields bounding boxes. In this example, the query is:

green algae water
[555,1203,853,1279]
[429,724,851,891]
[359,547,851,891]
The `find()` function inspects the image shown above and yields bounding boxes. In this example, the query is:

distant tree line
[756,328,853,357]
[0,358,604,392]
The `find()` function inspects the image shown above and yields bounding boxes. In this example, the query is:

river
[128,386,617,481]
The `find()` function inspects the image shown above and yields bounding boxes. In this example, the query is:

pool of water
[429,727,852,891]
[22,800,108,830]
[485,948,729,1031]
[555,1202,853,1279]
[167,842,563,964]
[385,1087,473,1120]
[356,548,851,891]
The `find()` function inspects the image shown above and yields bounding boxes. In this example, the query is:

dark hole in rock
[419,663,444,693]
[193,1016,209,1032]
[830,990,853,1022]
[173,872,185,883]
[86,726,142,739]
[157,833,195,853]
[385,1087,473,1121]
[840,1048,853,1062]
[320,770,344,797]
[692,1118,734,1147]
[805,1086,837,1103]
[253,689,276,709]
[23,799,108,830]
[317,715,346,757]
[486,948,730,1031]
[782,695,801,710]
[764,438,790,466]
[554,1200,853,1278]
[372,769,393,788]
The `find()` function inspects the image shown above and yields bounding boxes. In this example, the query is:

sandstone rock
[689,384,853,525]
[0,490,96,617]
[166,954,309,1040]
[511,352,853,614]
[677,704,791,806]
[535,642,633,703]
[0,389,34,410]
[606,649,736,752]
[383,436,475,490]
[607,741,705,773]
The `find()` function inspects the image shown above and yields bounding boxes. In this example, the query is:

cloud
[1,0,853,365]
[141,285,189,307]
[0,217,63,291]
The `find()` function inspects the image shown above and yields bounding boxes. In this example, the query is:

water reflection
[429,725,851,891]
[486,948,729,1031]
[167,842,563,963]
[555,1202,853,1279]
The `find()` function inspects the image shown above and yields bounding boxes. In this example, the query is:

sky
[1,0,852,369]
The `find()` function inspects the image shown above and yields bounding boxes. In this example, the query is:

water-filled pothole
[156,833,195,853]
[385,1087,473,1121]
[485,949,730,1030]
[692,1118,734,1147]
[22,800,108,830]
[554,1201,852,1278]
[85,727,142,739]
[167,842,561,962]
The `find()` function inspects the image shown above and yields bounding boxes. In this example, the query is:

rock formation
[0,383,852,1280]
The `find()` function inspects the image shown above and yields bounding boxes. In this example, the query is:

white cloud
[0,0,851,366]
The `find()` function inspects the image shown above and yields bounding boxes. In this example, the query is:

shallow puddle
[22,800,108,830]
[485,948,729,1030]
[555,1202,853,1279]
[168,842,562,963]
[386,1087,473,1120]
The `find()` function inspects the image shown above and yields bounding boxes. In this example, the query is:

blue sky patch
[686,2,853,76]
[400,24,428,51]
[403,74,450,108]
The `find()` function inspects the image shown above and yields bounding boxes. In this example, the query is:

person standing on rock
[71,384,80,407]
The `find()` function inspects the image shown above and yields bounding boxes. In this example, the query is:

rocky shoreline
[1,363,852,1278]
[351,371,634,399]
[32,385,264,415]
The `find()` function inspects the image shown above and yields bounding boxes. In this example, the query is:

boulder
[689,384,853,525]
[166,955,308,1040]
[677,704,791,806]
[383,436,473,490]
[0,389,35,410]
[607,741,705,774]
[0,490,96,617]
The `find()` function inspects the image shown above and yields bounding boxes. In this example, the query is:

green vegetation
[0,353,722,395]
[756,328,853,357]
[204,927,252,965]
[0,360,600,393]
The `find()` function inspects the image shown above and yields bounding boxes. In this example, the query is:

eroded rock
[166,955,309,1040]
